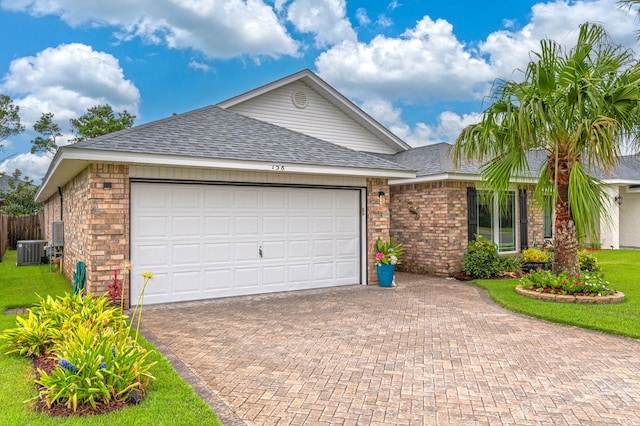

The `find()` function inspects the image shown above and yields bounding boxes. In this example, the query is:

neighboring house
[34,69,640,306]
[593,155,640,250]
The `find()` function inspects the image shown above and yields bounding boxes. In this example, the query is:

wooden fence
[0,213,7,262]
[5,213,44,253]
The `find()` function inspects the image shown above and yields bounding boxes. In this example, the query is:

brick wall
[390,181,547,276]
[366,178,390,285]
[390,181,468,276]
[43,164,130,305]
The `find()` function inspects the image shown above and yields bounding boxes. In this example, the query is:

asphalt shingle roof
[71,105,411,172]
[385,142,640,181]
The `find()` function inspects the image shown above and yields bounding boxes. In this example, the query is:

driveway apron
[141,274,640,425]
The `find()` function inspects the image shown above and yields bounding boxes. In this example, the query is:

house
[35,70,416,306]
[35,69,639,306]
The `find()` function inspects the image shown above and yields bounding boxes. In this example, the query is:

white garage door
[130,182,362,305]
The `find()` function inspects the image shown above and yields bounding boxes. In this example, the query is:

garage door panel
[289,241,311,258]
[173,217,200,236]
[235,217,259,235]
[204,217,230,236]
[263,216,285,234]
[204,269,232,289]
[172,244,201,265]
[204,192,231,210]
[313,240,333,257]
[314,217,333,233]
[173,271,201,293]
[132,183,361,305]
[289,264,311,283]
[135,244,169,267]
[136,217,169,238]
[173,189,201,208]
[235,242,259,261]
[263,266,285,285]
[204,243,231,263]
[314,263,333,280]
[263,191,286,209]
[337,216,358,233]
[235,190,259,208]
[289,216,311,234]
[313,192,333,209]
[262,241,285,260]
[235,268,259,288]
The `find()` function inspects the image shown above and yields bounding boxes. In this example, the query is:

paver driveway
[141,274,640,425]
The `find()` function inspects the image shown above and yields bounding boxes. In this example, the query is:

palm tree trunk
[551,157,580,275]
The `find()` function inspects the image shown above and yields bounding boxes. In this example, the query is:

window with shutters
[473,191,517,252]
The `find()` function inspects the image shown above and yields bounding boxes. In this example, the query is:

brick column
[366,178,390,285]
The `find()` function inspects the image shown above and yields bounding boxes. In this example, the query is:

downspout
[58,187,63,221]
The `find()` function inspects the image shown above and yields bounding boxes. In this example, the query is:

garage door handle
[259,246,263,258]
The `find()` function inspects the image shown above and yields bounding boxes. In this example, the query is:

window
[476,191,517,252]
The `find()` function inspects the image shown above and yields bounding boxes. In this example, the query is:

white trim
[36,148,415,201]
[389,173,539,186]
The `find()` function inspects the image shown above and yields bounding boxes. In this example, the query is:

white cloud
[316,16,495,103]
[1,43,140,129]
[359,97,480,146]
[1,0,299,58]
[480,0,637,78]
[286,0,356,47]
[188,60,211,72]
[0,152,52,182]
[355,8,370,26]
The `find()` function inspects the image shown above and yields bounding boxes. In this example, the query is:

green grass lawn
[473,249,640,339]
[0,250,222,426]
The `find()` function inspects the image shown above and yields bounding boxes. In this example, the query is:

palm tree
[453,23,640,275]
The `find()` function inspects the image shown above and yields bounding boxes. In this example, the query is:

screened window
[477,191,516,252]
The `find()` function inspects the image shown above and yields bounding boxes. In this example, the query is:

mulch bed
[33,354,129,417]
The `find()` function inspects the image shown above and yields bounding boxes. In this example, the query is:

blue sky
[0,0,638,180]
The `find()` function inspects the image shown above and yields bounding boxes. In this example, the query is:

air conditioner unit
[51,221,64,247]
[16,240,47,266]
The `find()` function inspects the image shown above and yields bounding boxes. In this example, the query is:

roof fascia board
[37,148,415,200]
[389,173,539,186]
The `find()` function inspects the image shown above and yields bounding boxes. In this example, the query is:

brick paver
[141,274,640,425]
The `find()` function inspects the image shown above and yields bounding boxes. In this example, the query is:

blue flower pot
[377,264,395,287]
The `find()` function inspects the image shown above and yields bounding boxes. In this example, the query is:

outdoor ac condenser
[16,240,47,266]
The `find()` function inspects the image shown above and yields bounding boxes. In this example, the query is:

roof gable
[217,69,410,155]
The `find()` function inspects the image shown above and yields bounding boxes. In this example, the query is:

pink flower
[376,253,385,261]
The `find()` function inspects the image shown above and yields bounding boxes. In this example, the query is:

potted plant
[520,247,551,272]
[374,237,404,287]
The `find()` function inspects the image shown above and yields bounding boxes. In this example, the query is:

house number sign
[271,165,286,171]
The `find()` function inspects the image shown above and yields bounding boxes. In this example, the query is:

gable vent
[291,90,309,109]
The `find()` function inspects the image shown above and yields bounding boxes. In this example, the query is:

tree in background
[69,104,135,142]
[0,95,25,150]
[0,169,43,216]
[30,112,62,157]
[453,23,640,275]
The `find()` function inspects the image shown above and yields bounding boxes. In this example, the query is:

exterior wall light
[615,195,623,206]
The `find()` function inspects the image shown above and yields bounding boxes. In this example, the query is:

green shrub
[36,324,156,411]
[521,247,550,263]
[0,311,55,357]
[1,292,156,412]
[519,269,614,296]
[578,250,601,272]
[0,293,126,358]
[463,235,501,279]
[499,254,522,274]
